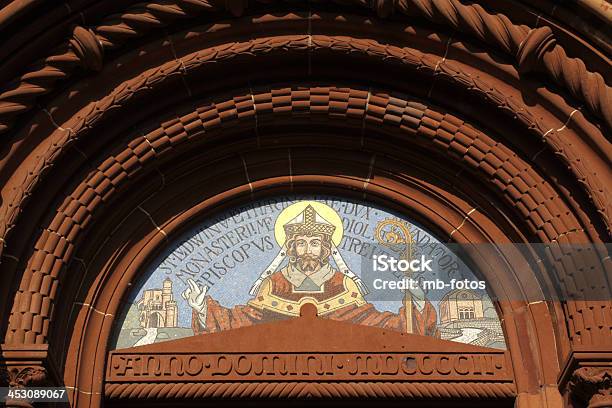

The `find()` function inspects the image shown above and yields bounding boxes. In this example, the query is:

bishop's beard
[295,254,324,273]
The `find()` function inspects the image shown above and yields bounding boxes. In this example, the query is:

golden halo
[274,201,344,247]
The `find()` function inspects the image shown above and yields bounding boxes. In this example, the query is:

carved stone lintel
[516,26,557,74]
[69,25,104,71]
[568,367,612,408]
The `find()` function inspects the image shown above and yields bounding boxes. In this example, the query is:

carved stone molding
[2,41,608,347]
[62,164,541,407]
[0,344,62,407]
[0,366,46,388]
[104,305,516,401]
[0,344,50,387]
[568,367,612,408]
[559,347,612,408]
[0,366,46,408]
[4,80,609,347]
[105,381,517,400]
[0,18,607,283]
[516,26,557,74]
[0,0,609,135]
[0,3,607,408]
[69,26,105,72]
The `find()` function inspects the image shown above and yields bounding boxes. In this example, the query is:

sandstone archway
[0,2,609,407]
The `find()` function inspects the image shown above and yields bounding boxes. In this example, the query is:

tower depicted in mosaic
[137,278,178,328]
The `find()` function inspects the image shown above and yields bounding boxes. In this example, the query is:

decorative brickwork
[0,2,609,407]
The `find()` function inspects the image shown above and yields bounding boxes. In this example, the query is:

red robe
[192,271,438,337]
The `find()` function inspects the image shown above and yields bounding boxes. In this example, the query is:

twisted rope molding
[0,0,609,135]
[104,381,516,399]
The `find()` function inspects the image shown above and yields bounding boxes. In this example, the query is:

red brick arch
[2,82,603,405]
[0,4,609,408]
